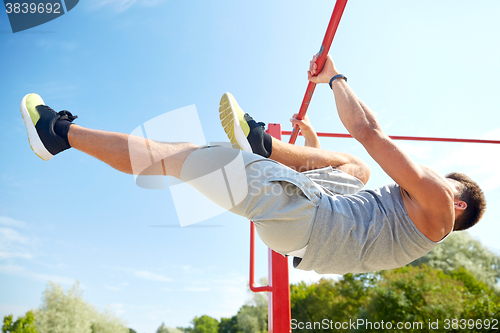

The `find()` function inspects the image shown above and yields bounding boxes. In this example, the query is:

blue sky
[1,0,500,332]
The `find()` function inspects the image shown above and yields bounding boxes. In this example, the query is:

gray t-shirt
[295,170,440,275]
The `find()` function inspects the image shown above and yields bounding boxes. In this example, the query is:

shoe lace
[58,110,78,122]
[244,113,266,129]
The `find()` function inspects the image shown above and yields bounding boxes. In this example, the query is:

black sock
[263,132,273,157]
[246,118,273,158]
[54,119,72,147]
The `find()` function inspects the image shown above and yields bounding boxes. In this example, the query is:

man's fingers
[308,71,320,83]
[310,54,319,74]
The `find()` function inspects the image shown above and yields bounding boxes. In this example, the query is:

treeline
[171,232,500,333]
[2,282,131,333]
[3,232,500,333]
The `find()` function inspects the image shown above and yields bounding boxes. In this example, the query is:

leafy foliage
[156,322,182,333]
[5,233,499,333]
[290,274,377,332]
[178,283,268,333]
[290,265,500,333]
[361,266,500,326]
[33,282,129,333]
[411,232,500,286]
[236,292,267,333]
[2,311,37,333]
[191,315,219,333]
[218,316,238,333]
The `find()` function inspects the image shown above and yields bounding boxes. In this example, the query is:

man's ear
[454,200,467,211]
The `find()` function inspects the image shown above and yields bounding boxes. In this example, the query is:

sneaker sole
[219,92,252,152]
[20,94,53,161]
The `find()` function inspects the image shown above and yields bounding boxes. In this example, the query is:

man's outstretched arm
[308,55,456,241]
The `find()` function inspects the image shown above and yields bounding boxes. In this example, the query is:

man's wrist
[329,74,347,89]
[301,129,318,141]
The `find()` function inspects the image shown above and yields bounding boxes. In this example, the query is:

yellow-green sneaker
[20,93,77,161]
[219,92,272,157]
[219,92,252,151]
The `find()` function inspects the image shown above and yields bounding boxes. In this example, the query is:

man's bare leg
[269,138,370,184]
[68,125,200,178]
[67,123,371,183]
[219,92,370,184]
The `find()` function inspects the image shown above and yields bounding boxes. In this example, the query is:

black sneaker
[20,93,77,161]
[219,92,271,157]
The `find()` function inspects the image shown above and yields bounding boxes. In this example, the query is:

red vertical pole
[289,0,349,144]
[266,123,291,333]
[248,124,291,333]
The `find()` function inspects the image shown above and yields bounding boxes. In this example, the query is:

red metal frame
[289,0,349,144]
[249,124,291,333]
[282,131,500,144]
[248,0,500,330]
[250,128,500,331]
[249,2,350,332]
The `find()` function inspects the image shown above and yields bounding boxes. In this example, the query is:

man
[19,55,485,274]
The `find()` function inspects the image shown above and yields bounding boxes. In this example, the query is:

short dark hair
[446,172,486,231]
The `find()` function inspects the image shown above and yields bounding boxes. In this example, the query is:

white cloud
[0,216,26,228]
[36,39,77,52]
[435,128,500,191]
[0,218,38,260]
[395,141,435,161]
[0,264,75,286]
[30,272,76,286]
[145,308,172,321]
[180,265,203,275]
[0,228,29,245]
[104,282,128,291]
[105,285,121,291]
[0,252,33,259]
[160,286,210,292]
[207,273,248,318]
[185,287,210,292]
[89,0,165,12]
[133,270,172,282]
[108,303,127,316]
[0,264,24,274]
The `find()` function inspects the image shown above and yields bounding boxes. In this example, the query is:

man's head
[446,172,486,231]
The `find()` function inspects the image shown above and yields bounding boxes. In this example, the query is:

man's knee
[338,158,371,185]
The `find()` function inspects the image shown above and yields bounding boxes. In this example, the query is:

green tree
[90,309,129,333]
[34,282,128,333]
[411,232,500,286]
[290,274,376,332]
[359,265,500,332]
[191,315,219,333]
[290,265,500,332]
[2,311,37,333]
[218,316,238,333]
[156,322,182,333]
[184,278,268,333]
[237,291,267,333]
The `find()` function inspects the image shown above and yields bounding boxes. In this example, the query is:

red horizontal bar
[281,131,500,144]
